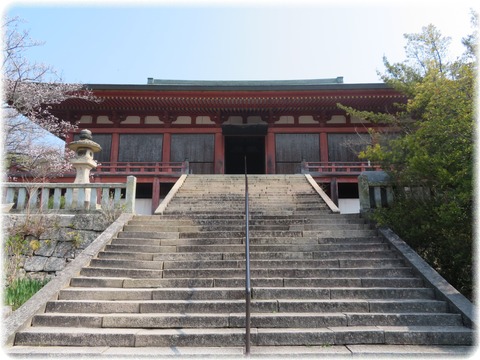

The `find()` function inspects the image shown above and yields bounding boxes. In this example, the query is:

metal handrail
[244,156,252,356]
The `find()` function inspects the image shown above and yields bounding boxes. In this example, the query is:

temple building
[50,78,406,214]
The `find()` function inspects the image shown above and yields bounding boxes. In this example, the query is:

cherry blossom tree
[2,16,95,181]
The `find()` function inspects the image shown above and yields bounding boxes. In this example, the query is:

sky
[2,0,478,86]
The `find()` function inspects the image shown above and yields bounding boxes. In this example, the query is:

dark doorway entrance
[225,136,265,174]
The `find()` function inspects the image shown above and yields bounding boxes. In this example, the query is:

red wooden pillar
[265,131,275,174]
[214,131,224,174]
[162,132,171,164]
[152,177,161,214]
[320,132,328,162]
[111,132,119,163]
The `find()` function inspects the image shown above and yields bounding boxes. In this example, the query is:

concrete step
[129,217,367,226]
[70,276,424,289]
[58,287,245,301]
[44,299,449,314]
[123,224,295,232]
[5,345,475,357]
[88,258,407,271]
[57,287,434,301]
[97,249,401,261]
[162,267,415,279]
[122,224,371,233]
[152,213,362,221]
[79,266,415,279]
[14,326,473,347]
[112,235,385,246]
[31,312,463,328]
[104,243,393,254]
[173,243,392,253]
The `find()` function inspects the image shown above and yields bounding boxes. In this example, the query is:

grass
[4,278,50,311]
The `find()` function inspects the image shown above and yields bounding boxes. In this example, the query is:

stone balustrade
[2,176,136,213]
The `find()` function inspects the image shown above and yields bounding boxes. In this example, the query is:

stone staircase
[10,175,474,354]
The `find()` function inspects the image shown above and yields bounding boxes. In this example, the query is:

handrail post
[244,156,251,356]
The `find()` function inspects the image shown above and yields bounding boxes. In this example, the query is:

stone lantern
[67,129,102,208]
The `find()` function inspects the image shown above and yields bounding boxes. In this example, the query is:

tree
[340,14,477,298]
[2,16,95,181]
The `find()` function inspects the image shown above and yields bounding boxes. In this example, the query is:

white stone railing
[1,176,136,213]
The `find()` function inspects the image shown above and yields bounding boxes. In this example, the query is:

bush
[372,191,473,300]
[4,278,50,311]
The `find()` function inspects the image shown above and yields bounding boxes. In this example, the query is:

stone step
[105,243,392,254]
[6,345,475,357]
[115,230,248,239]
[122,224,370,232]
[162,267,415,279]
[129,217,367,225]
[164,210,332,216]
[31,312,463,329]
[173,243,392,253]
[123,224,296,232]
[112,236,385,247]
[44,299,449,314]
[149,213,362,221]
[97,249,401,261]
[112,236,385,246]
[80,266,415,279]
[58,287,245,301]
[88,258,406,270]
[70,276,424,289]
[166,204,329,211]
[169,196,322,202]
[57,287,434,301]
[14,326,473,347]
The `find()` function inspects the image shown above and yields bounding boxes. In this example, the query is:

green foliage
[373,190,473,298]
[4,233,42,284]
[66,230,83,249]
[47,195,66,209]
[4,214,57,283]
[4,278,50,311]
[343,16,476,299]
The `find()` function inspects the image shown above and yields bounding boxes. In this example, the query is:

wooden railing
[95,161,189,175]
[301,161,381,175]
[2,176,136,213]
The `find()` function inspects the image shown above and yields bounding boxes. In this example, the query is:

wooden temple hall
[54,78,406,214]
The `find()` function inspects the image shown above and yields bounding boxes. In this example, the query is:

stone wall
[3,213,112,281]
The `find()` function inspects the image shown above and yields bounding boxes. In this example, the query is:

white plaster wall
[196,116,215,125]
[122,116,141,124]
[224,116,243,124]
[145,116,163,124]
[246,116,266,124]
[97,116,113,124]
[338,198,360,214]
[276,116,294,124]
[135,199,153,215]
[298,115,318,124]
[327,115,346,124]
[173,116,192,124]
[79,115,93,124]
